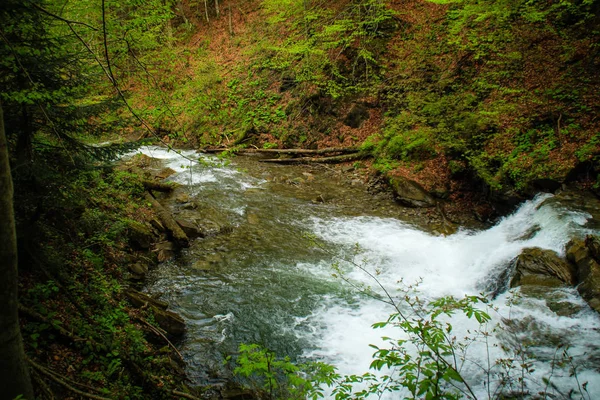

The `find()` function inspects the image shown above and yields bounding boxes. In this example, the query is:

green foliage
[232,343,339,400]
[261,0,397,98]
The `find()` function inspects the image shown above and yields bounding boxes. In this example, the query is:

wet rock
[176,219,204,238]
[154,241,175,262]
[156,167,177,179]
[387,175,436,208]
[491,190,525,214]
[127,221,155,250]
[529,178,562,193]
[125,289,185,336]
[128,262,149,280]
[510,248,576,288]
[149,217,165,233]
[566,237,600,312]
[172,191,191,204]
[130,154,163,169]
[153,307,186,336]
[546,299,584,317]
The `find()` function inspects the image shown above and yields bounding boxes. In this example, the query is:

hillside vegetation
[126,0,600,202]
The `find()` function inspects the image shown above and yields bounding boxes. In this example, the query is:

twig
[28,358,112,400]
[18,304,86,343]
[30,368,56,400]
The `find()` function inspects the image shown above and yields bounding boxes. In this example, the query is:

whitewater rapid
[299,194,600,398]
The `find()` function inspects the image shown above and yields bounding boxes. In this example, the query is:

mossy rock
[387,175,436,208]
[127,220,155,249]
[510,248,576,288]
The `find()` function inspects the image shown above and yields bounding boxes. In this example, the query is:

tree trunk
[0,101,34,398]
[228,2,233,35]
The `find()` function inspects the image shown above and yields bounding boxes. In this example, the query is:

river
[128,146,600,399]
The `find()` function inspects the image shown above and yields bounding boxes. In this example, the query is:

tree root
[28,358,111,400]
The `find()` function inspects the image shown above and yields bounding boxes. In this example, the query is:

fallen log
[259,152,370,164]
[144,192,189,247]
[202,147,360,155]
[142,179,177,192]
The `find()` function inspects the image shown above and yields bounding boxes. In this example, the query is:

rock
[343,103,369,128]
[491,190,525,214]
[510,248,576,288]
[125,289,185,336]
[172,191,190,204]
[130,154,163,169]
[154,241,175,262]
[149,217,165,232]
[153,307,186,336]
[156,167,177,179]
[127,221,155,249]
[128,262,149,280]
[175,219,204,238]
[125,289,169,310]
[585,235,600,260]
[566,238,600,312]
[387,175,436,208]
[529,178,562,193]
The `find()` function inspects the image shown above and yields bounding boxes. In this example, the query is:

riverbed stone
[510,248,576,288]
[128,262,149,280]
[176,218,204,238]
[387,175,436,208]
[154,240,175,262]
[156,167,177,179]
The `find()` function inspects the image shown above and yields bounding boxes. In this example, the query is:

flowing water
[128,147,600,398]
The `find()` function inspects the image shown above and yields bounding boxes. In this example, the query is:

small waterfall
[301,194,600,398]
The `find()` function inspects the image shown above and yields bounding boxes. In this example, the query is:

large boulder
[510,248,576,288]
[566,237,600,312]
[387,175,436,208]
